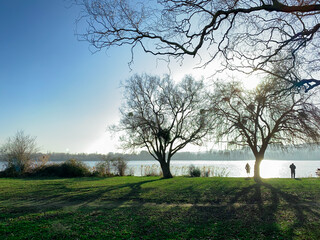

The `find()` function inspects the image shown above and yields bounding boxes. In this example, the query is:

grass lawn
[1,176,320,239]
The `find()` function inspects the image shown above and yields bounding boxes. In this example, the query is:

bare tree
[211,77,320,181]
[113,74,213,178]
[1,130,39,173]
[76,0,320,91]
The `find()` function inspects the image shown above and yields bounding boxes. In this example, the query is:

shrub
[59,159,91,177]
[127,167,135,176]
[189,164,201,177]
[33,154,50,169]
[93,161,114,177]
[0,165,21,177]
[142,164,161,176]
[32,159,90,178]
[32,164,63,177]
[213,167,230,177]
[0,131,38,175]
[92,155,128,177]
[112,157,128,176]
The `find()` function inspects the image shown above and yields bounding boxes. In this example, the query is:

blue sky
[0,0,131,153]
[0,0,259,154]
[0,0,208,154]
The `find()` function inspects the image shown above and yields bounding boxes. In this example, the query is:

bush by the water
[91,156,128,176]
[0,155,130,178]
[0,159,91,178]
[0,165,21,177]
[112,157,128,176]
[92,161,112,177]
[32,159,91,177]
[189,164,201,177]
[0,131,39,176]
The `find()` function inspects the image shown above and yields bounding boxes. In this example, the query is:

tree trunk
[160,161,173,178]
[254,155,264,182]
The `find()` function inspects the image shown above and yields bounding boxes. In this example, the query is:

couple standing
[244,162,296,178]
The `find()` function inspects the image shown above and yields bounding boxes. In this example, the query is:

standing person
[289,163,296,178]
[245,163,251,177]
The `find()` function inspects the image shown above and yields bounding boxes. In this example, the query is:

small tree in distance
[1,130,39,174]
[112,74,213,178]
[111,156,128,176]
[97,155,128,176]
[211,77,320,182]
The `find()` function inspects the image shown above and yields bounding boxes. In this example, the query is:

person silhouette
[245,163,250,177]
[289,163,296,178]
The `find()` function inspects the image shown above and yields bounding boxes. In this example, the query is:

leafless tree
[0,130,39,173]
[211,77,320,181]
[76,0,320,91]
[112,74,213,178]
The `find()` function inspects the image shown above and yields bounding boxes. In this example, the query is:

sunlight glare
[85,133,118,154]
[230,70,261,90]
[260,160,280,178]
[241,77,260,90]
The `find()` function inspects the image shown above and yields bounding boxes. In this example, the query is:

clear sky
[0,0,261,154]
[0,0,214,154]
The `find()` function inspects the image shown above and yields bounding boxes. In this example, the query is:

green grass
[1,177,320,239]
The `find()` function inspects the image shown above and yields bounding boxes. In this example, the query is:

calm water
[1,160,319,178]
[123,160,320,178]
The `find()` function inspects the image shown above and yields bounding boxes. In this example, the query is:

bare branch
[113,74,213,178]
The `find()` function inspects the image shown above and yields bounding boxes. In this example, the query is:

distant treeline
[11,147,319,162]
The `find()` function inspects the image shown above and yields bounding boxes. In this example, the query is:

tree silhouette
[77,0,320,91]
[211,77,320,181]
[112,74,213,178]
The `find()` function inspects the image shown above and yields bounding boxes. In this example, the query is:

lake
[1,159,319,178]
[124,160,320,178]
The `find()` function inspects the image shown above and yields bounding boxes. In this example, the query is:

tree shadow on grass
[2,178,320,239]
[0,178,164,218]
[260,181,320,238]
[137,179,320,239]
[184,180,320,239]
[63,178,164,205]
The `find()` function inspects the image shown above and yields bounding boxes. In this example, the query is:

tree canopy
[77,0,320,91]
[211,77,320,181]
[113,74,213,178]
